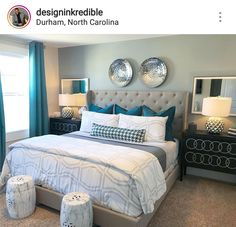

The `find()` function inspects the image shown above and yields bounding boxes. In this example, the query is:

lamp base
[205,117,224,134]
[78,106,87,118]
[62,107,73,119]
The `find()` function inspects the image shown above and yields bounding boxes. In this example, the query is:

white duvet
[0,134,166,217]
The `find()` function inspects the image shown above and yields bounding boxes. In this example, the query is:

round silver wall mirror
[139,57,167,88]
[109,59,133,87]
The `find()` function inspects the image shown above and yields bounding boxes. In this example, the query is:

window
[0,53,29,141]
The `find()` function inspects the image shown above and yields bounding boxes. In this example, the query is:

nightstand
[180,130,236,180]
[49,117,81,135]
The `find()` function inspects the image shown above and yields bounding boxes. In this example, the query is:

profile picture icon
[8,5,31,28]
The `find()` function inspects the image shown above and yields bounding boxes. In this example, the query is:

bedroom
[0,34,235,227]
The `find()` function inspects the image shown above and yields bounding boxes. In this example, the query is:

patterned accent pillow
[118,114,168,142]
[90,123,146,143]
[143,106,176,141]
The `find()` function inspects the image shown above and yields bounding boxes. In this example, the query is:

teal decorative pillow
[89,104,113,114]
[143,106,176,141]
[114,105,142,116]
[90,123,146,143]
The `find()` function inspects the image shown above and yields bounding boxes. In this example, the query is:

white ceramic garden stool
[6,175,36,219]
[60,192,93,227]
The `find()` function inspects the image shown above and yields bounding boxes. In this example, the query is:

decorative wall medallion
[139,57,167,88]
[109,59,133,87]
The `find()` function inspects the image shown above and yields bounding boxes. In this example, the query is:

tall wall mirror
[192,76,236,116]
[61,78,90,94]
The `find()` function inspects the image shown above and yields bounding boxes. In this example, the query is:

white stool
[6,175,36,219]
[60,192,93,227]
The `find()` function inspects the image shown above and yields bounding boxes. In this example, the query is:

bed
[0,90,189,227]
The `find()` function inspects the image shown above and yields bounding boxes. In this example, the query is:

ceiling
[0,34,167,48]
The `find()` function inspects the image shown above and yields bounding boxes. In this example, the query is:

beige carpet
[149,176,236,227]
[0,176,235,227]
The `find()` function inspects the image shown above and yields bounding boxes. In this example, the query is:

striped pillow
[90,123,146,143]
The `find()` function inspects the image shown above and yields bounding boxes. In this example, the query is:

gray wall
[59,35,236,129]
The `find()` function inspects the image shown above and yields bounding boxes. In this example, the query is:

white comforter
[0,134,166,217]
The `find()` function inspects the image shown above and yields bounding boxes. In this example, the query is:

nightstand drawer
[185,138,236,156]
[184,151,236,170]
[50,118,81,135]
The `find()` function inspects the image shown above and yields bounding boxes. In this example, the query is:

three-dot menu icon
[219,12,222,22]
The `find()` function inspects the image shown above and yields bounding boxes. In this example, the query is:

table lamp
[202,97,232,134]
[59,94,76,118]
[74,94,87,117]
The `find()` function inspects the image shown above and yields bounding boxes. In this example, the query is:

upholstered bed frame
[36,90,189,227]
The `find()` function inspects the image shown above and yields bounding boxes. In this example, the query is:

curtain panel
[29,41,49,137]
[0,74,5,170]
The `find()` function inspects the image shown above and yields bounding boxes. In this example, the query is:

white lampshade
[202,97,232,117]
[74,94,87,106]
[59,94,76,107]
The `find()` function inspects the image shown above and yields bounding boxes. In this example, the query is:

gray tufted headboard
[87,90,189,139]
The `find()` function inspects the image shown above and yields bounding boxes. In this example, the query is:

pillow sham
[90,123,146,143]
[118,114,167,142]
[143,106,176,141]
[80,111,119,133]
[114,104,142,116]
[88,104,113,114]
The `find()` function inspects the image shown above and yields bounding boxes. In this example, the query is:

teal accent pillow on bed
[143,106,176,141]
[89,104,113,114]
[114,105,142,116]
[90,123,146,143]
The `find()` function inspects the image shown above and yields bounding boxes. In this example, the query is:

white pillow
[118,114,168,142]
[80,111,119,133]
